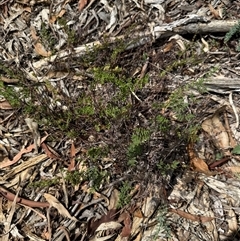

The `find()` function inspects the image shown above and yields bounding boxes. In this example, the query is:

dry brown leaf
[0,144,8,157]
[49,15,57,24]
[109,189,119,210]
[41,229,51,240]
[30,26,38,41]
[202,107,231,153]
[78,0,89,11]
[134,233,142,241]
[223,111,237,147]
[227,208,238,231]
[0,135,49,168]
[57,9,66,18]
[88,209,117,236]
[0,154,48,183]
[163,41,174,53]
[169,208,215,223]
[212,115,229,149]
[24,7,31,13]
[34,42,52,57]
[218,6,223,19]
[191,156,212,175]
[0,144,36,169]
[0,157,12,168]
[133,208,143,218]
[225,166,240,173]
[120,212,132,237]
[142,197,159,217]
[49,0,70,23]
[68,141,76,171]
[49,9,66,23]
[41,143,59,159]
[96,221,122,232]
[2,188,19,241]
[0,100,12,110]
[168,35,187,51]
[44,193,78,221]
[130,184,140,197]
[130,216,142,236]
[208,4,220,19]
[187,143,213,175]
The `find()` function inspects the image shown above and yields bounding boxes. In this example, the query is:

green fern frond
[224,20,240,43]
[127,128,151,166]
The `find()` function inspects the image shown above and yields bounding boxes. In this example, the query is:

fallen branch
[157,19,239,37]
[0,186,49,208]
[29,19,238,73]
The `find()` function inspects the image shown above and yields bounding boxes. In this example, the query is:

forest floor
[1,0,240,240]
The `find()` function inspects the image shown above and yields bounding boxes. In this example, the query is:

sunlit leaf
[44,193,78,221]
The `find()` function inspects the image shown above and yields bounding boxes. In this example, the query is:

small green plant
[65,166,108,191]
[224,20,240,51]
[76,95,95,116]
[29,178,60,188]
[0,83,20,107]
[160,66,217,142]
[39,22,57,51]
[117,181,132,208]
[156,115,170,133]
[1,34,151,141]
[153,207,172,239]
[127,127,151,166]
[157,160,179,176]
[57,17,77,45]
[110,39,127,62]
[65,170,83,185]
[224,20,240,43]
[84,166,108,191]
[87,146,109,161]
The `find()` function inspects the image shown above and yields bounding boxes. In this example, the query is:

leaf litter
[1,0,240,240]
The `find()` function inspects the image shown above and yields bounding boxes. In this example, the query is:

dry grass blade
[169,208,215,223]
[68,141,76,171]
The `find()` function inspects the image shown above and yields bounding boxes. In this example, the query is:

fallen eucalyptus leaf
[44,193,78,221]
[96,221,122,232]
